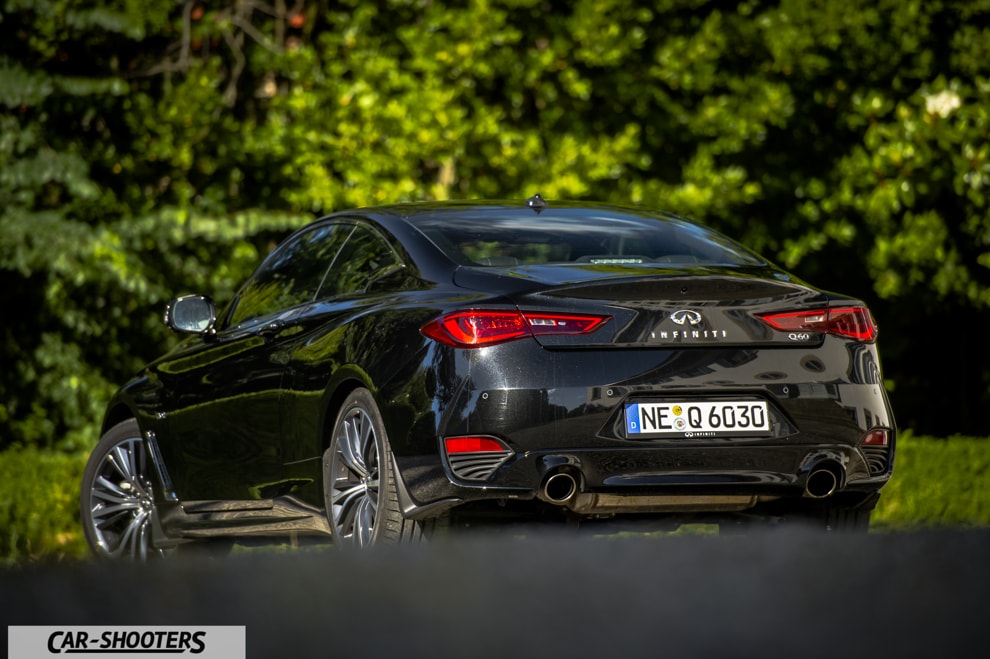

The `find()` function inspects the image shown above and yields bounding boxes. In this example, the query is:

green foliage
[0,446,88,564]
[873,433,990,529]
[0,0,309,451]
[2,0,990,452]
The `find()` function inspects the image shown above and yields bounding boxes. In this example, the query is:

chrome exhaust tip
[805,466,841,498]
[540,471,579,504]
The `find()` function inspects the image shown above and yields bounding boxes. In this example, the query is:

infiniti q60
[81,196,895,558]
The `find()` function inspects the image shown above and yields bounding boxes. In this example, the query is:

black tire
[323,388,433,548]
[782,492,880,533]
[819,493,879,532]
[717,492,879,535]
[80,419,170,560]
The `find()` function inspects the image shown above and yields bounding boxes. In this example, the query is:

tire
[716,491,879,535]
[80,419,170,560]
[782,492,880,533]
[323,388,432,548]
[819,493,879,532]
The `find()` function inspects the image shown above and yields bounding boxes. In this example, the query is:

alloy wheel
[85,434,163,560]
[328,404,381,547]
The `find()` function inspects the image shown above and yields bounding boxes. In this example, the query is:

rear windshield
[410,209,765,267]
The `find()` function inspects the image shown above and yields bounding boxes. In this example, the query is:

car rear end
[401,203,895,529]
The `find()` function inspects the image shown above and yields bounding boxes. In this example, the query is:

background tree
[0,0,304,451]
[1,0,988,455]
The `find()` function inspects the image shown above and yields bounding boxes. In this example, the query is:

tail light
[757,306,877,343]
[421,310,610,348]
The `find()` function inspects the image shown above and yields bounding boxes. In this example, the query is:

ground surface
[3,528,986,658]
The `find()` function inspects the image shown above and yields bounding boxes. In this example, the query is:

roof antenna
[526,193,548,213]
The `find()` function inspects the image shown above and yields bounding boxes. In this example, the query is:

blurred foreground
[3,528,986,658]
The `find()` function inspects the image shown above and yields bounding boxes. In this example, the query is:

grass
[0,447,89,564]
[872,432,990,529]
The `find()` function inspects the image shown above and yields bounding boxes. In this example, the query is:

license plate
[625,401,771,438]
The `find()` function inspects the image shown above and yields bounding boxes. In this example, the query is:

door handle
[258,319,284,341]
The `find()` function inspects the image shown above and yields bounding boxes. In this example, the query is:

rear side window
[316,224,401,299]
[224,222,350,328]
[223,220,403,330]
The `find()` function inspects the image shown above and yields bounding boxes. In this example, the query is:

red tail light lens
[757,306,877,343]
[444,436,509,454]
[861,429,890,447]
[827,307,878,342]
[422,311,528,347]
[421,310,610,348]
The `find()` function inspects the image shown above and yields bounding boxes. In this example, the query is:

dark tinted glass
[317,224,400,298]
[412,210,764,267]
[225,223,349,328]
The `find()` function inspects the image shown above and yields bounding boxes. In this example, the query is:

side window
[225,222,350,329]
[317,224,401,299]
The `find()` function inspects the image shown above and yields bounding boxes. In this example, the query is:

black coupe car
[81,195,895,558]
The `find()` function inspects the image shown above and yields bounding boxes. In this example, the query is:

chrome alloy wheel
[84,433,163,560]
[327,403,381,548]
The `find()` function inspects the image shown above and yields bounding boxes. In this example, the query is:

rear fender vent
[862,446,890,476]
[448,451,513,481]
[443,436,514,481]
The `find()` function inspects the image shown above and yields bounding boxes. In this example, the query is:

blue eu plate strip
[625,403,640,435]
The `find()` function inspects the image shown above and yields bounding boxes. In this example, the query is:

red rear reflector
[444,436,509,454]
[422,310,610,348]
[757,306,877,343]
[862,429,890,446]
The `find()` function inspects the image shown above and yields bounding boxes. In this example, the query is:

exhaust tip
[541,472,578,504]
[805,467,840,498]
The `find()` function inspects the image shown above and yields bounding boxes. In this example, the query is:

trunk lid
[453,264,830,348]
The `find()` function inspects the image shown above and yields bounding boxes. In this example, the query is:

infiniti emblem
[670,309,703,326]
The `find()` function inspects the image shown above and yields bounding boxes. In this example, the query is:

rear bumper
[394,434,894,519]
[387,339,896,519]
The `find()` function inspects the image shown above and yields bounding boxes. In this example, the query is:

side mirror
[165,295,216,334]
